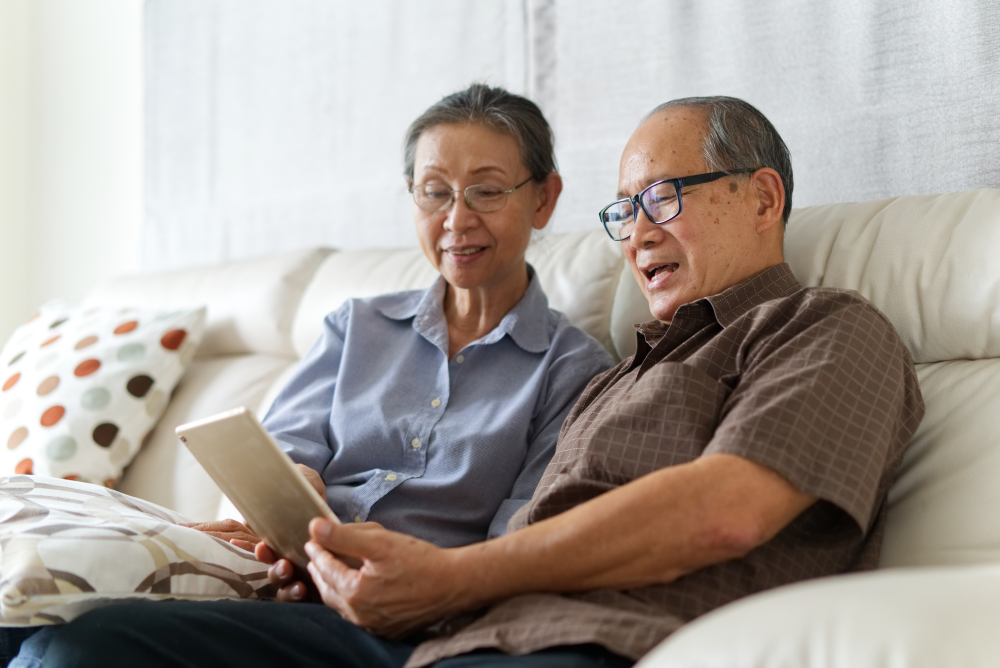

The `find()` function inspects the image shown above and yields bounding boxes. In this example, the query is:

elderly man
[27,97,923,668]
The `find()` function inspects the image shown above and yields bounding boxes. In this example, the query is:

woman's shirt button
[411,437,421,448]
[431,398,441,408]
[455,355,465,364]
[386,473,398,481]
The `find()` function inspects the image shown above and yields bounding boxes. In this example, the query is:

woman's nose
[443,195,479,234]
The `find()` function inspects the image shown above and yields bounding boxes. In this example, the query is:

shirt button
[411,437,421,448]
[354,515,362,523]
[455,355,465,364]
[431,398,441,408]
[386,473,397,481]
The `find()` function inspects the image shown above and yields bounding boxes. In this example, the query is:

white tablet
[176,406,338,568]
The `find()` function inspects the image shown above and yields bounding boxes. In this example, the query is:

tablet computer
[176,406,338,568]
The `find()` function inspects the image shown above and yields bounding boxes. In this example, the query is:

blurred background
[2,0,997,345]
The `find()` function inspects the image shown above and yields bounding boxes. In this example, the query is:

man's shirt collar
[377,265,553,354]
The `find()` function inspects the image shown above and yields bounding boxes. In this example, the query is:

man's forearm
[448,453,816,611]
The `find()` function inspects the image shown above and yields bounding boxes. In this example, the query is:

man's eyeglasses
[409,177,534,213]
[599,169,756,241]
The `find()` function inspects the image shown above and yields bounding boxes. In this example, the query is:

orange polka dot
[14,458,33,475]
[40,405,66,427]
[41,335,61,347]
[160,329,188,351]
[74,359,101,377]
[37,376,60,396]
[103,477,117,488]
[114,321,138,335]
[74,336,98,350]
[62,475,81,481]
[7,427,28,450]
[3,373,20,392]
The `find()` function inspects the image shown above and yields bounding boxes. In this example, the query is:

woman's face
[411,123,554,295]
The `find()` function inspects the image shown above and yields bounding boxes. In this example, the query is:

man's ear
[750,168,784,233]
[533,172,563,231]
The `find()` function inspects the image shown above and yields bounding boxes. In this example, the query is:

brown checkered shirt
[407,263,925,667]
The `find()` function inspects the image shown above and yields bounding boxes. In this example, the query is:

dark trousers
[3,600,633,668]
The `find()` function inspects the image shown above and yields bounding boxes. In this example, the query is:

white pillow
[0,475,273,625]
[0,302,205,486]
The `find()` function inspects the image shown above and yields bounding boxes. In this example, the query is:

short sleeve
[705,295,921,534]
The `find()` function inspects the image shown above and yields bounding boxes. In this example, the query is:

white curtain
[144,0,1000,271]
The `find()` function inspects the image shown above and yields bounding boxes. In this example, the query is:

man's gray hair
[644,97,794,224]
[403,83,556,183]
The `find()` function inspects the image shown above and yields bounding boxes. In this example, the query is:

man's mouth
[643,263,679,281]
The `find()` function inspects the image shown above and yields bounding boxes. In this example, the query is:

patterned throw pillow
[0,302,205,486]
[0,476,273,625]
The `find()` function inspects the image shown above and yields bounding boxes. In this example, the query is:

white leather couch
[82,189,1000,667]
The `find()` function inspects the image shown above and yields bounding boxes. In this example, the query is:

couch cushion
[117,353,296,520]
[786,189,1000,364]
[880,359,1000,567]
[293,231,631,359]
[636,563,1000,668]
[83,249,331,358]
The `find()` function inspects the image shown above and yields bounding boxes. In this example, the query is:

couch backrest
[784,188,1000,568]
[292,229,653,362]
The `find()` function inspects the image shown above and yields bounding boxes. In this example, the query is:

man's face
[618,108,767,323]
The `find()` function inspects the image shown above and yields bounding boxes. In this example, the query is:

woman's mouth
[448,247,487,256]
[445,246,488,264]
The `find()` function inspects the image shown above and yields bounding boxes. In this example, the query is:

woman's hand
[296,463,326,498]
[181,519,262,552]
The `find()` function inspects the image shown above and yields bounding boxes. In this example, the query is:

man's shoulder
[761,284,899,336]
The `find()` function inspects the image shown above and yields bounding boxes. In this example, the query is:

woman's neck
[443,265,530,358]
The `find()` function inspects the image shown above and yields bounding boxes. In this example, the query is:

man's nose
[443,195,479,234]
[628,207,663,249]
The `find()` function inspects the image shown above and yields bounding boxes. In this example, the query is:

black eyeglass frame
[408,176,534,213]
[599,169,756,241]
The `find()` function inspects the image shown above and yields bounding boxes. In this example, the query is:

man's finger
[308,518,387,560]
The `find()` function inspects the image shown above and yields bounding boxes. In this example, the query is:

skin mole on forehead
[729,182,738,192]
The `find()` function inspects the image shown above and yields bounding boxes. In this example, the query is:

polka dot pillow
[0,302,205,486]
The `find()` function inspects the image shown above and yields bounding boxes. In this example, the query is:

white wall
[0,0,143,346]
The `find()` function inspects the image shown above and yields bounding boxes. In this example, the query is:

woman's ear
[751,168,784,233]
[533,172,563,231]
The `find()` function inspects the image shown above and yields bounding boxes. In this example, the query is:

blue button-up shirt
[262,270,613,548]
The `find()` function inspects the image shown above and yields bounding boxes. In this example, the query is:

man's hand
[303,518,471,638]
[182,519,262,552]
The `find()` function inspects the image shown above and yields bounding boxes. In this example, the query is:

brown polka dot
[40,405,66,427]
[74,359,101,377]
[7,427,28,450]
[14,458,33,474]
[37,376,60,396]
[3,373,20,392]
[127,375,154,398]
[7,351,26,366]
[92,422,119,447]
[49,317,68,329]
[103,477,117,488]
[41,335,61,347]
[114,321,138,335]
[62,475,80,481]
[74,336,98,350]
[160,329,188,351]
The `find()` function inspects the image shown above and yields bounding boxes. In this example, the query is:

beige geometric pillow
[0,302,205,486]
[0,475,274,625]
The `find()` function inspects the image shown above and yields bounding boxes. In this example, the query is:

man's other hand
[304,518,469,638]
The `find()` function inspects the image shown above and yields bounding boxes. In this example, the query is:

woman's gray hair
[644,97,794,224]
[403,83,556,183]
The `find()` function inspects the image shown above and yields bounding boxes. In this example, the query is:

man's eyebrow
[616,174,678,199]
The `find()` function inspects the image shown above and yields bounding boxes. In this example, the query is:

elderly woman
[4,84,614,666]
